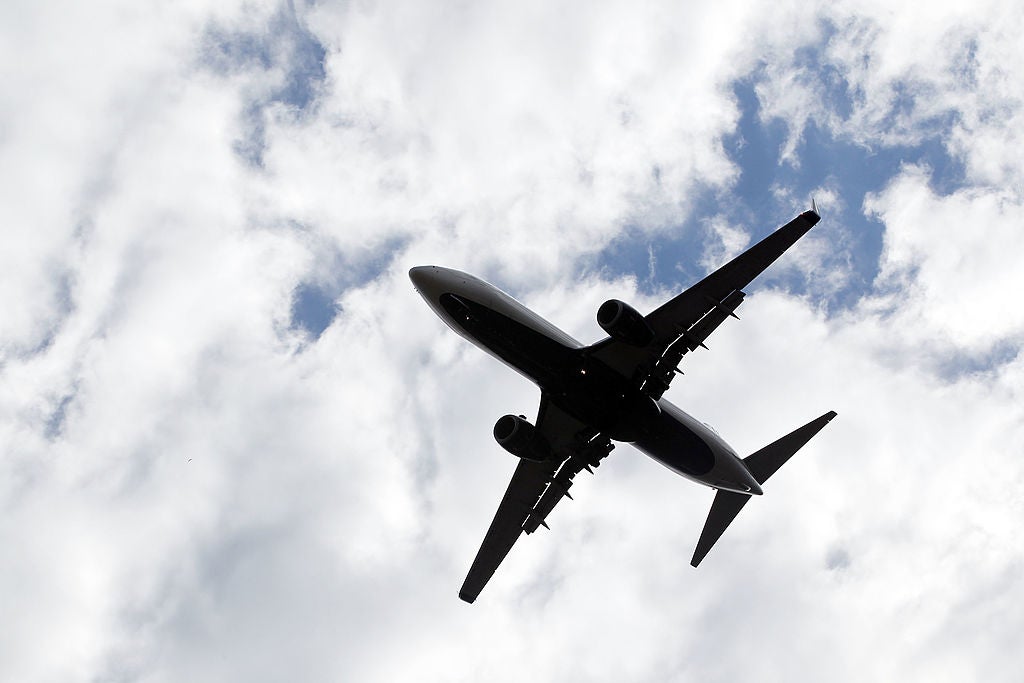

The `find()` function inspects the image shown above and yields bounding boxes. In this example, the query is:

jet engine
[493,414,550,462]
[597,299,655,347]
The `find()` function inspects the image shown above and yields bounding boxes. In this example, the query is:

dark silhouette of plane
[410,207,835,603]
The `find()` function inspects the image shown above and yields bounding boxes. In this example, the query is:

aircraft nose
[409,265,432,288]
[409,265,449,306]
[410,265,444,297]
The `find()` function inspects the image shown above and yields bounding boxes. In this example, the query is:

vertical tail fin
[690,410,837,567]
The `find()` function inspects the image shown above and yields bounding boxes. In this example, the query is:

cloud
[1,0,1023,681]
[865,165,1024,354]
[753,0,1024,188]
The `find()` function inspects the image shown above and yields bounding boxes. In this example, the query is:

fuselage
[410,265,762,496]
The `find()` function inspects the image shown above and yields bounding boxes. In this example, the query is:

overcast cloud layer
[2,1,1022,681]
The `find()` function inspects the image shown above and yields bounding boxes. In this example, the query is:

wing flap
[643,289,746,399]
[523,437,614,534]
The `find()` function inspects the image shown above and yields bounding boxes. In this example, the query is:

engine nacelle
[493,414,550,462]
[597,299,655,347]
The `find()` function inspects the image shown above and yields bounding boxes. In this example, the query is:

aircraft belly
[433,281,724,481]
[631,406,717,477]
[442,294,578,389]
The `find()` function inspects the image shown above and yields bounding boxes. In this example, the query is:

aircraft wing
[459,397,612,603]
[590,209,821,397]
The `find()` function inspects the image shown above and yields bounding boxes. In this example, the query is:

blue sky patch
[290,282,339,340]
[203,5,327,168]
[592,58,969,316]
[289,235,411,340]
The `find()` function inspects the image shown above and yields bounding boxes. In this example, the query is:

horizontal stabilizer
[691,410,837,567]
[691,490,751,567]
[743,410,837,485]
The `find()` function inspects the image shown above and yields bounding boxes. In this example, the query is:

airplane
[409,207,836,603]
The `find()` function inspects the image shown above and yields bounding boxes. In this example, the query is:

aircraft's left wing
[590,209,821,398]
[459,397,612,603]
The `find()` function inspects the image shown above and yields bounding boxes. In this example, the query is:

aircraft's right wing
[459,397,613,603]
[590,209,821,397]
[459,452,562,603]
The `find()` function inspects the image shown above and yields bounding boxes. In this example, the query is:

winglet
[811,196,818,216]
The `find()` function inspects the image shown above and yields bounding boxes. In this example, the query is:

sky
[2,0,1023,681]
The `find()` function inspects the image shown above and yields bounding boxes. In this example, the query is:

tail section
[690,410,837,567]
[744,410,837,484]
[691,490,751,567]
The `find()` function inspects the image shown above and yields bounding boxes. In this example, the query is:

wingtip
[824,410,837,421]
[459,591,476,604]
[803,198,821,223]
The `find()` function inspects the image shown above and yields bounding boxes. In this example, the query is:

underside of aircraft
[410,207,836,603]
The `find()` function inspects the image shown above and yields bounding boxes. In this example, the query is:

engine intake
[493,414,550,462]
[597,299,655,347]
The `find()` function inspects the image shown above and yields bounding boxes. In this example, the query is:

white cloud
[865,165,1024,353]
[699,215,751,272]
[755,0,1024,187]
[1,0,1023,681]
[264,0,777,288]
